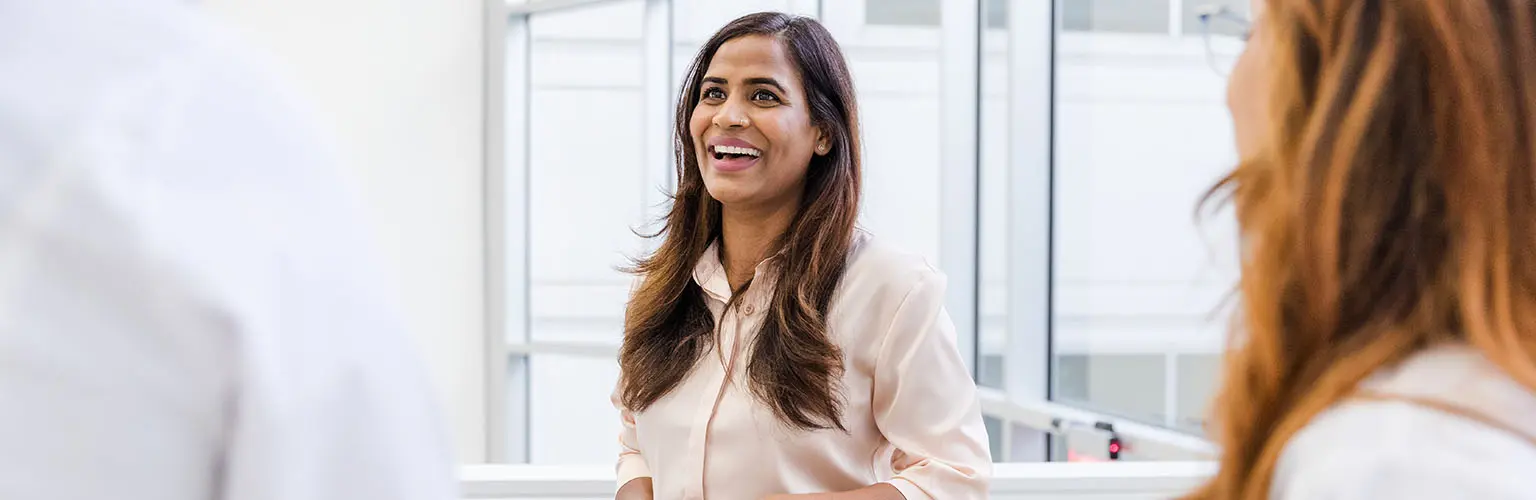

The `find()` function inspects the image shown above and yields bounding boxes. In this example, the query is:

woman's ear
[814,127,831,156]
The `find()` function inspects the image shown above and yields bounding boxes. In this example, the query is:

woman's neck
[719,201,798,291]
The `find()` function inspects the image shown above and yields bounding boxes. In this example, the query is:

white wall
[201,0,490,462]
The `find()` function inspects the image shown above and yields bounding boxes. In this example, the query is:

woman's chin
[703,180,756,206]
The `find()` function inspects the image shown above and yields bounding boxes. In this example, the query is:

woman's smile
[707,136,763,172]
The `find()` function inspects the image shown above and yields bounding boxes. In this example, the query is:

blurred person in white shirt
[0,1,457,499]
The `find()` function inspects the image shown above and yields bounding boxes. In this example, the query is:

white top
[614,232,993,500]
[0,1,456,499]
[1272,345,1536,499]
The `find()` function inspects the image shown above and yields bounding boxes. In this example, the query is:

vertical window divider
[940,0,983,377]
[490,1,534,464]
[642,0,673,247]
[1003,0,1054,462]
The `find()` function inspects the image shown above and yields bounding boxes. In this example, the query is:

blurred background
[203,0,1248,469]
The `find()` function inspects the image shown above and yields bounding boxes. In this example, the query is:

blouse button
[743,305,755,315]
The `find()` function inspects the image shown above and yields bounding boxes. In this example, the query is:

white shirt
[615,232,993,499]
[0,1,456,499]
[1272,345,1536,499]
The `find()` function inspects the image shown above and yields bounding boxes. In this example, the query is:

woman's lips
[707,139,763,172]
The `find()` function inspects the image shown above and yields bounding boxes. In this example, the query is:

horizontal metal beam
[978,388,1216,461]
[504,340,618,358]
[506,340,1215,460]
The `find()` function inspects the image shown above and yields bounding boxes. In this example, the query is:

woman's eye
[702,88,726,101]
[752,90,781,103]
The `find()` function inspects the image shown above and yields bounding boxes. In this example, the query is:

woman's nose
[711,101,749,129]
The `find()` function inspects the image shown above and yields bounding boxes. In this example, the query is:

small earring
[817,143,829,154]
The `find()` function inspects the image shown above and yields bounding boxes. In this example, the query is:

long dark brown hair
[1190,0,1536,498]
[617,12,862,431]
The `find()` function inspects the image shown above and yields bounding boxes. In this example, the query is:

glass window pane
[1061,0,1171,33]
[978,0,1009,392]
[1175,353,1221,433]
[984,415,1006,462]
[674,0,799,44]
[673,1,799,92]
[1056,354,1166,423]
[529,354,621,463]
[864,0,940,26]
[863,0,1008,29]
[1055,354,1185,461]
[526,0,645,465]
[829,3,943,267]
[986,0,1008,29]
[1050,0,1239,434]
[1183,0,1250,37]
[1050,435,1071,461]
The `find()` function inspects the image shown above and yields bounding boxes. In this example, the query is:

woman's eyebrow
[743,77,787,93]
[700,76,788,94]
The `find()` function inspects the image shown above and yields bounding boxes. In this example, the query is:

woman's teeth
[713,145,761,159]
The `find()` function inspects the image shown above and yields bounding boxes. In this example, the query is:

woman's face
[1228,0,1272,159]
[690,35,827,211]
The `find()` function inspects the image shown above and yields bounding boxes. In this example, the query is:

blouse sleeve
[612,380,652,487]
[613,274,651,487]
[871,270,993,500]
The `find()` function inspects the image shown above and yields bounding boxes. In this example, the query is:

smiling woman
[611,11,992,500]
[690,36,825,214]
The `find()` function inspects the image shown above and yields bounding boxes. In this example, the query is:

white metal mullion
[1004,0,1054,462]
[494,5,534,464]
[940,0,983,377]
[642,0,674,242]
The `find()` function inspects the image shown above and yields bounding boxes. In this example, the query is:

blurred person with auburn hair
[1191,0,1536,498]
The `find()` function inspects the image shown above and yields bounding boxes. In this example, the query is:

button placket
[689,269,769,498]
[694,306,751,499]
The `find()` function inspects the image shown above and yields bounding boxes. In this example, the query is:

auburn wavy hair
[1190,0,1536,498]
[617,12,861,431]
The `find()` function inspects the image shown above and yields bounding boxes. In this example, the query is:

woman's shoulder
[1273,400,1536,498]
[1272,346,1536,499]
[840,230,945,298]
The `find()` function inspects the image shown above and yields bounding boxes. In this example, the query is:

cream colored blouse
[612,232,992,499]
